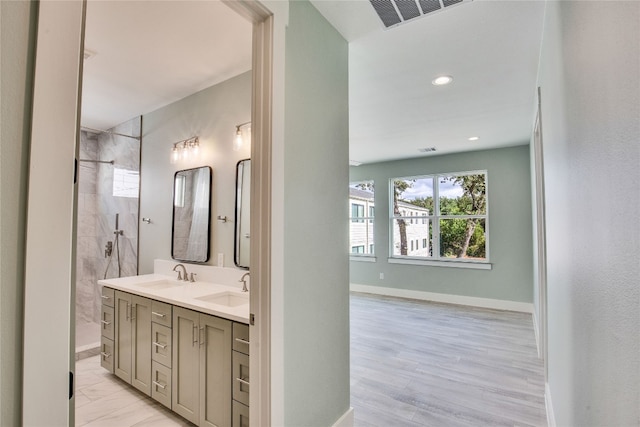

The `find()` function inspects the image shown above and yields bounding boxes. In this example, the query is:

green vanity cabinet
[113,290,153,396]
[99,287,115,372]
[232,322,250,427]
[101,285,248,426]
[172,306,232,427]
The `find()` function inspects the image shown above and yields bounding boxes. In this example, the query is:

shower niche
[76,116,141,355]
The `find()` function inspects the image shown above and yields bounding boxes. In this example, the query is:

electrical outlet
[379,273,384,280]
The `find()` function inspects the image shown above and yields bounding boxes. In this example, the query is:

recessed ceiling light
[432,75,453,86]
[468,136,479,141]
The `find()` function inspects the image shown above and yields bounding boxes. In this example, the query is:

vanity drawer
[100,338,114,373]
[101,286,115,308]
[232,322,249,355]
[232,350,249,406]
[232,400,249,427]
[151,361,172,409]
[100,305,114,341]
[151,323,172,368]
[151,300,172,328]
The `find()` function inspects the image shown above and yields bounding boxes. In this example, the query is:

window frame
[388,170,490,267]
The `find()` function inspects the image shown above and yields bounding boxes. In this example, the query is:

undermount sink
[196,291,249,307]
[136,279,182,290]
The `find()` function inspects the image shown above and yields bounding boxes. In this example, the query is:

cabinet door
[131,295,152,396]
[100,338,114,373]
[151,361,172,410]
[114,291,132,383]
[200,313,232,427]
[172,307,200,425]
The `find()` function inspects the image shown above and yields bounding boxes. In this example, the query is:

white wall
[538,1,639,425]
[139,71,252,273]
[0,1,37,424]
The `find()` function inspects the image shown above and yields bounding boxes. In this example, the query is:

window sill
[350,255,377,263]
[387,257,492,270]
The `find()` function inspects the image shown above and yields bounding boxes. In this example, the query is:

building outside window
[390,171,487,261]
[349,181,375,256]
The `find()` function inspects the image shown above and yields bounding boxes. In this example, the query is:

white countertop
[98,274,250,324]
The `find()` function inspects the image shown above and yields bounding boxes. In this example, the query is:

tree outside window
[390,172,487,261]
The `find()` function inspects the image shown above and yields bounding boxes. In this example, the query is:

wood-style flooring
[350,292,546,427]
[74,292,546,426]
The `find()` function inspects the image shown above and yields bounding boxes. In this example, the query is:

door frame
[23,1,274,425]
[533,87,548,380]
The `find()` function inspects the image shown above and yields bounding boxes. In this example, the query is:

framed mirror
[234,159,250,269]
[172,166,212,262]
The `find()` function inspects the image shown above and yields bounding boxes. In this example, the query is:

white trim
[350,255,376,262]
[332,407,354,427]
[350,283,534,313]
[388,257,492,270]
[545,382,556,427]
[532,311,541,358]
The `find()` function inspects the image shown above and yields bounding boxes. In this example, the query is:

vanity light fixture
[170,136,199,164]
[432,75,453,86]
[234,122,251,151]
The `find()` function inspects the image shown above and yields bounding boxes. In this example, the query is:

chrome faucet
[173,263,189,281]
[239,272,250,292]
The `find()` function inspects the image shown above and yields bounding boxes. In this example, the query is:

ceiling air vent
[418,147,437,153]
[369,0,471,29]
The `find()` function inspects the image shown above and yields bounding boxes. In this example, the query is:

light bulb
[171,146,179,164]
[233,129,243,151]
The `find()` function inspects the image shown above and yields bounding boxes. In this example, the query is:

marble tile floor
[350,292,547,427]
[75,356,194,427]
[74,292,546,426]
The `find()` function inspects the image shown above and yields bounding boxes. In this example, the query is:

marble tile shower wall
[76,117,141,328]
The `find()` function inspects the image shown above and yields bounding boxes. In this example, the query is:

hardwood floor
[350,292,546,427]
[75,292,545,426]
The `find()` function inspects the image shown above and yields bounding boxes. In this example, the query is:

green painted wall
[350,145,534,303]
[284,1,350,425]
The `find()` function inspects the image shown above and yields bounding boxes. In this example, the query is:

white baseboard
[350,283,534,313]
[545,383,556,427]
[532,311,541,357]
[332,407,354,427]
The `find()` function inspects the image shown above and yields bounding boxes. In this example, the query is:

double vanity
[98,264,250,427]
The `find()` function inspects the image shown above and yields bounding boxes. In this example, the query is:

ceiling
[82,0,546,165]
[81,1,252,130]
[311,0,546,164]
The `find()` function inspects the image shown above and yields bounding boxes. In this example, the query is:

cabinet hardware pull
[100,295,111,300]
[131,304,136,321]
[151,311,166,318]
[101,352,111,358]
[152,381,166,390]
[101,320,111,326]
[153,341,167,349]
[236,377,250,386]
[235,338,250,345]
[192,324,198,346]
[199,326,205,346]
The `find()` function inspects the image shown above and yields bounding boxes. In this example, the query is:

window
[113,167,140,198]
[390,171,487,262]
[349,181,375,256]
[351,203,365,223]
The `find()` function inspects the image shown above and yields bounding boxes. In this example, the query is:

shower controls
[105,241,113,258]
